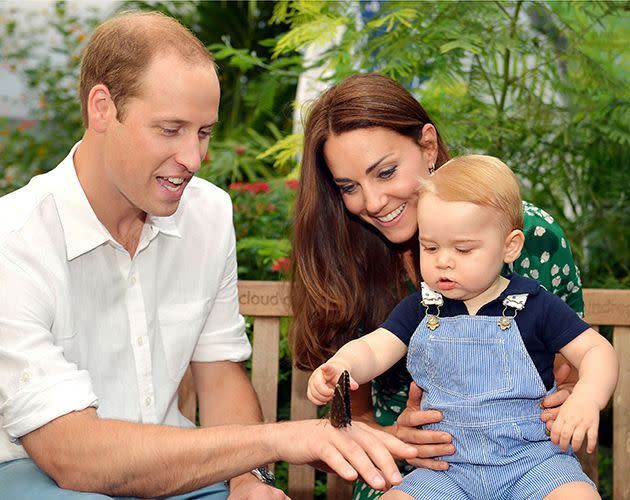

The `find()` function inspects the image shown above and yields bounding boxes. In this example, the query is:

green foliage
[268,0,630,289]
[0,1,99,195]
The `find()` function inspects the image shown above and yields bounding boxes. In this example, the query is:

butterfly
[329,370,352,428]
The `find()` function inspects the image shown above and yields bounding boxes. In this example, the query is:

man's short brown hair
[79,11,215,127]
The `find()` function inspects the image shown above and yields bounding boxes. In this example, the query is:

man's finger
[406,382,423,411]
[397,409,443,428]
[406,457,450,470]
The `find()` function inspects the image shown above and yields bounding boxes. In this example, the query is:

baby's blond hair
[419,155,524,236]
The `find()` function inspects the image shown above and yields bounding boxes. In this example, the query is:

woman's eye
[378,166,396,179]
[339,184,356,194]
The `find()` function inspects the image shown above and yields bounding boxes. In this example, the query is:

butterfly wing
[329,370,352,428]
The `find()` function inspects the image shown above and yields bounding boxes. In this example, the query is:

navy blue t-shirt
[381,274,590,390]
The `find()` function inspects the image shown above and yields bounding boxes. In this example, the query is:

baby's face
[417,193,510,301]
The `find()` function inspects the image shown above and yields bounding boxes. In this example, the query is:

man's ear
[504,229,525,264]
[86,84,115,133]
[418,123,438,166]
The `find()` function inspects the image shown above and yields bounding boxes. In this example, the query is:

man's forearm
[21,408,283,497]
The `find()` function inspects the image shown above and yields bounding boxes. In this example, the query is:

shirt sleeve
[538,289,591,353]
[192,210,251,364]
[0,246,98,440]
[381,292,424,345]
[511,201,584,315]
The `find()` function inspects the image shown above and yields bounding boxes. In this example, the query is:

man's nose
[175,134,203,173]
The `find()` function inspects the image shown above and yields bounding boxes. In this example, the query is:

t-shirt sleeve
[539,289,591,353]
[381,292,424,345]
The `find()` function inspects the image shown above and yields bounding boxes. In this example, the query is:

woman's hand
[540,355,578,431]
[393,382,454,470]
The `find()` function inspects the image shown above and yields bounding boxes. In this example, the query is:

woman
[289,73,584,499]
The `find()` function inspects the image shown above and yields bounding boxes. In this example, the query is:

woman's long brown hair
[290,73,450,370]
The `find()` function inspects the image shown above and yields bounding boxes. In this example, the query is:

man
[0,11,415,500]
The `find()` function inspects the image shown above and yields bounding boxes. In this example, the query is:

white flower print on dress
[552,276,562,287]
[567,281,575,291]
[561,238,567,248]
[563,264,571,275]
[540,251,550,263]
[551,264,560,276]
[530,270,539,279]
[544,214,554,224]
[534,226,546,237]
[521,257,530,269]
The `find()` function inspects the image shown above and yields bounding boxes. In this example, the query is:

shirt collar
[50,142,182,261]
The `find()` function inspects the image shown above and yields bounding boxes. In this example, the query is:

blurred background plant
[1,1,628,496]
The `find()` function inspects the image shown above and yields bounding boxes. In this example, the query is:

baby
[308,155,617,499]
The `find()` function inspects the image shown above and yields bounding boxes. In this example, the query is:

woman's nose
[362,186,386,215]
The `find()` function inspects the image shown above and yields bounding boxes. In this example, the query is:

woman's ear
[418,123,438,166]
[86,84,115,133]
[504,229,525,264]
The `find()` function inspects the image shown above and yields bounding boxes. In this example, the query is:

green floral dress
[353,201,584,499]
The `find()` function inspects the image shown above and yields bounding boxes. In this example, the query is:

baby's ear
[504,229,525,264]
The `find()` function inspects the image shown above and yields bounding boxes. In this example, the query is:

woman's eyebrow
[365,153,393,175]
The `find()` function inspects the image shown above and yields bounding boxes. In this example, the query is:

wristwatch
[251,465,275,486]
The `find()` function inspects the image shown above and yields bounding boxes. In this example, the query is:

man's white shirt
[0,143,251,462]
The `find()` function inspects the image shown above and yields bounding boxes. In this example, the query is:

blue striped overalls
[393,288,595,499]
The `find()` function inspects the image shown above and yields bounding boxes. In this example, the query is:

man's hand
[228,473,288,500]
[272,419,416,491]
[394,382,454,470]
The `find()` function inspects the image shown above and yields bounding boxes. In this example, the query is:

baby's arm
[307,328,408,406]
[553,328,618,453]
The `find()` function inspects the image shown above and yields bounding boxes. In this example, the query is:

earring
[428,163,436,175]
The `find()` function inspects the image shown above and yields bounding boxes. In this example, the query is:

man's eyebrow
[152,119,218,128]
[332,153,393,183]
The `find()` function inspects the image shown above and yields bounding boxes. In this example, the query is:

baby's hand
[307,363,358,405]
[549,392,599,453]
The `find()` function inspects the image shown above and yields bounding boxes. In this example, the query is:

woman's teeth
[378,203,406,223]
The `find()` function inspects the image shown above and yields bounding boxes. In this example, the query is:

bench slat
[613,325,630,500]
[289,368,317,499]
[252,317,280,423]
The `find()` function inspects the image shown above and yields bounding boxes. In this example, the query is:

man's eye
[199,128,213,139]
[161,128,178,136]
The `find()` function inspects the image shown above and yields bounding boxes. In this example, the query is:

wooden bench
[179,282,630,500]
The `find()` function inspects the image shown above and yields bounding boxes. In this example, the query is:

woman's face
[323,126,437,244]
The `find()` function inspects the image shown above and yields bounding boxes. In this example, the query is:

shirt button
[129,275,137,286]
[20,371,31,383]
[145,396,152,407]
[137,337,144,346]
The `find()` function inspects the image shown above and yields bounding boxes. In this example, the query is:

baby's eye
[456,248,472,254]
[422,245,437,253]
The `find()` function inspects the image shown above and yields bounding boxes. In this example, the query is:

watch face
[252,466,275,485]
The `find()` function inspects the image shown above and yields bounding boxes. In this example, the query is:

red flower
[244,182,270,193]
[285,179,299,190]
[266,204,276,212]
[234,145,247,155]
[16,120,36,131]
[271,257,292,273]
[229,182,244,191]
